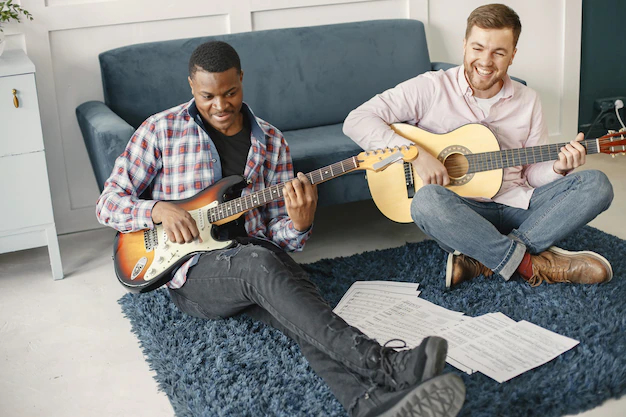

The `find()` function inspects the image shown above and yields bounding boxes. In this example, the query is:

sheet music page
[450,320,579,383]
[333,282,578,382]
[442,313,516,374]
[352,281,420,292]
[333,281,420,324]
[443,313,516,350]
[344,298,465,348]
[446,357,474,375]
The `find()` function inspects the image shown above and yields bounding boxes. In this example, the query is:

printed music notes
[333,281,579,383]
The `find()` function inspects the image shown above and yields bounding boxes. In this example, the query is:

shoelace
[378,339,410,389]
[528,264,569,287]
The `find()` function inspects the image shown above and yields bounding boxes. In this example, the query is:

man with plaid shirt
[96,40,464,417]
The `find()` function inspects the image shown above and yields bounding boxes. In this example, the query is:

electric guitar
[114,146,418,292]
[367,123,626,223]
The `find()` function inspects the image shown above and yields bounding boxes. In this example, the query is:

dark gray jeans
[168,238,378,413]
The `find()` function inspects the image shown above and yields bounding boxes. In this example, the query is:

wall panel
[5,0,580,234]
[252,0,406,31]
[49,15,229,210]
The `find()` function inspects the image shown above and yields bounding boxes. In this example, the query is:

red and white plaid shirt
[96,100,311,288]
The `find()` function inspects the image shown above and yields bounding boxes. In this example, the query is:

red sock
[517,252,533,280]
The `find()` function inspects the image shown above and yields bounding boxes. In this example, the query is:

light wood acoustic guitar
[114,145,418,292]
[367,123,626,223]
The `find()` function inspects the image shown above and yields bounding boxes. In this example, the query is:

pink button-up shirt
[343,66,562,209]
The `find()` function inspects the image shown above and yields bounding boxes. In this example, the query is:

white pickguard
[141,201,233,281]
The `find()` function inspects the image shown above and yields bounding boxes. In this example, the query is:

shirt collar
[185,99,266,143]
[456,65,515,99]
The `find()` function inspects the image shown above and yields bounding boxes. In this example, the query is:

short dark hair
[188,41,241,78]
[466,3,522,46]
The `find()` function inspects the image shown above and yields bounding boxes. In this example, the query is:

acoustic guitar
[114,145,418,292]
[367,123,626,223]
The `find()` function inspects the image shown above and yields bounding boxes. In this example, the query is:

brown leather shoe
[525,246,613,287]
[446,251,493,288]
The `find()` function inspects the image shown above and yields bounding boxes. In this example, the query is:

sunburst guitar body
[114,145,419,292]
[367,123,626,223]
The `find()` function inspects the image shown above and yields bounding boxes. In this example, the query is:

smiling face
[463,25,517,99]
[188,67,244,135]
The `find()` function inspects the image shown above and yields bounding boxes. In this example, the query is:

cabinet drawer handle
[12,89,19,108]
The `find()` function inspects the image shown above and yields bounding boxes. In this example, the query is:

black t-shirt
[192,107,252,239]
[206,113,252,178]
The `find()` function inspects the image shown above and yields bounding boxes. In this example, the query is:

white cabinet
[0,49,63,280]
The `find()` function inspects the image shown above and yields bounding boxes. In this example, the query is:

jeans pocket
[170,290,214,320]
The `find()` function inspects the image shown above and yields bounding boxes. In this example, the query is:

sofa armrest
[76,101,135,191]
[510,76,527,86]
[430,61,527,85]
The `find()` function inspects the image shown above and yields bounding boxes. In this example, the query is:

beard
[463,61,503,93]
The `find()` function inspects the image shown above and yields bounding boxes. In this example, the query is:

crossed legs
[410,170,613,285]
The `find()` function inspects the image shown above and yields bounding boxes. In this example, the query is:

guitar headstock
[357,145,419,172]
[598,130,626,156]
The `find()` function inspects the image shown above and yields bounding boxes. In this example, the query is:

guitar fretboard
[207,157,359,223]
[466,139,599,173]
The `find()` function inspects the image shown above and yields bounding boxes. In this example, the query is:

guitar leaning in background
[343,3,616,290]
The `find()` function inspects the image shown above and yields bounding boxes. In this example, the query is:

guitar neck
[467,139,600,173]
[208,156,360,223]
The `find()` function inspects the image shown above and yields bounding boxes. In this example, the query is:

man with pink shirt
[343,3,613,288]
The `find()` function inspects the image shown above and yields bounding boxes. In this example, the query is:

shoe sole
[547,246,613,282]
[445,251,461,289]
[379,374,466,417]
[422,337,448,382]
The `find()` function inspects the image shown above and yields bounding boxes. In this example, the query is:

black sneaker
[371,336,448,390]
[353,373,466,417]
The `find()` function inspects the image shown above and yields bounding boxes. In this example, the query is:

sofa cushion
[99,19,431,131]
[285,123,362,174]
[284,123,371,207]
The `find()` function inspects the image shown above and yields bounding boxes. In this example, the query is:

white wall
[6,0,581,234]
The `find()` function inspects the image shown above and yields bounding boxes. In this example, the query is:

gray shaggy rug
[119,226,626,416]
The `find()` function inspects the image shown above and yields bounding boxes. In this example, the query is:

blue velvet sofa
[76,19,446,207]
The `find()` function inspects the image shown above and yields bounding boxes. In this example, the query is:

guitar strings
[208,158,359,222]
[441,135,625,177]
[440,138,611,177]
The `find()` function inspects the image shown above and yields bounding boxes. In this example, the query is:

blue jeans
[410,170,613,280]
[168,238,383,414]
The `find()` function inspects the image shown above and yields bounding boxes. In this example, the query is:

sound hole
[444,153,469,180]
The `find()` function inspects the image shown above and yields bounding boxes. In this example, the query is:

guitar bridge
[404,161,416,198]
